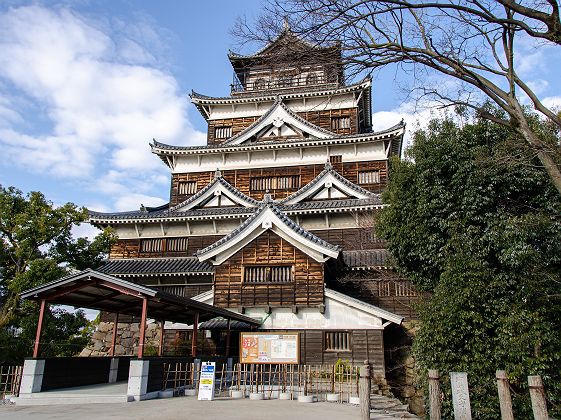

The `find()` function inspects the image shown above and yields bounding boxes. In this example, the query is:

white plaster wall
[172,142,387,174]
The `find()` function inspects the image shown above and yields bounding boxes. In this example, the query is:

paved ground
[0,398,361,420]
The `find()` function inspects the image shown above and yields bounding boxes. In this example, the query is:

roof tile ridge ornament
[324,160,333,170]
[215,168,222,179]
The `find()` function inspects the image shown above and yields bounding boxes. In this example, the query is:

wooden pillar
[359,360,371,420]
[428,369,442,420]
[109,312,119,357]
[32,299,47,358]
[496,370,514,420]
[137,297,148,359]
[225,318,231,357]
[528,375,549,420]
[191,312,199,357]
[159,320,165,356]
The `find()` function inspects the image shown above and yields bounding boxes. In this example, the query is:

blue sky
[1,0,560,234]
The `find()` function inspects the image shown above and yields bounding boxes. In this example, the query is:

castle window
[330,116,351,130]
[140,239,162,253]
[254,78,267,90]
[358,170,380,184]
[306,73,318,85]
[215,126,232,139]
[178,181,197,195]
[250,175,300,191]
[167,237,188,252]
[277,75,293,87]
[325,332,351,351]
[244,266,293,283]
[377,281,392,297]
[394,280,418,297]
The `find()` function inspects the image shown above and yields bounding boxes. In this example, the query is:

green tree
[378,114,561,418]
[0,186,114,364]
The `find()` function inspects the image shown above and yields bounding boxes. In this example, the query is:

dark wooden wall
[170,160,388,205]
[214,231,324,308]
[207,108,359,145]
[297,330,385,373]
[109,228,382,260]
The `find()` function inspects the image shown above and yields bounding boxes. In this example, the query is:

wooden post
[428,369,442,420]
[359,360,371,420]
[137,297,148,359]
[109,312,119,357]
[33,299,47,358]
[191,312,199,357]
[225,318,231,357]
[496,370,514,420]
[158,320,165,356]
[528,375,549,420]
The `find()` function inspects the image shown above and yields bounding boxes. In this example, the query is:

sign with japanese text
[240,332,299,364]
[197,362,216,400]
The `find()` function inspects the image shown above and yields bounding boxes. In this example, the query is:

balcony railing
[231,72,341,95]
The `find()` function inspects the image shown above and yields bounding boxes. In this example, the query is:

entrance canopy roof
[20,269,260,326]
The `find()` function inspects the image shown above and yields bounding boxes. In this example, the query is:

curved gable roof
[222,99,334,145]
[197,195,340,265]
[170,170,259,212]
[281,162,380,205]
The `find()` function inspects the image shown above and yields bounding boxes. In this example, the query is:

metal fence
[163,362,361,402]
[0,365,22,401]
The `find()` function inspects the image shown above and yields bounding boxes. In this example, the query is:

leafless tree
[233,1,561,194]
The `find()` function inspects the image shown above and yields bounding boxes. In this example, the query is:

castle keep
[89,27,417,374]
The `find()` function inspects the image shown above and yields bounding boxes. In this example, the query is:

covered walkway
[17,269,260,401]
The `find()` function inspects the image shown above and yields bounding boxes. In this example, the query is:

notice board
[240,332,299,364]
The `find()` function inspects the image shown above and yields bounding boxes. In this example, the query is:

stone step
[371,400,407,410]
[371,409,420,419]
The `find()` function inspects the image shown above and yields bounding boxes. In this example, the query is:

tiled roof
[98,257,214,276]
[280,161,378,204]
[150,120,405,156]
[342,249,391,268]
[198,318,251,330]
[196,196,340,258]
[190,78,371,104]
[222,99,334,145]
[170,173,259,211]
[281,197,382,211]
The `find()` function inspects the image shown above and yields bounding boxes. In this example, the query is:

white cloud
[0,5,205,210]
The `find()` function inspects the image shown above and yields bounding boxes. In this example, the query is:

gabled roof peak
[197,199,340,264]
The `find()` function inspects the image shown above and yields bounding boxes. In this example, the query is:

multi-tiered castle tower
[90,27,418,374]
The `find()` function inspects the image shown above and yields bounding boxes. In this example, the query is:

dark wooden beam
[109,312,119,357]
[138,298,148,359]
[33,299,47,358]
[159,320,165,356]
[191,312,199,357]
[225,318,231,357]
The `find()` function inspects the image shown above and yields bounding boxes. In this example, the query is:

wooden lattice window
[377,281,392,297]
[244,266,293,283]
[395,281,418,297]
[330,116,351,130]
[358,170,380,184]
[250,175,300,191]
[325,332,351,351]
[215,126,232,139]
[140,239,162,253]
[178,181,197,195]
[167,237,188,252]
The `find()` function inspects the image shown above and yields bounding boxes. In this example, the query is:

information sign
[240,332,299,364]
[197,362,216,400]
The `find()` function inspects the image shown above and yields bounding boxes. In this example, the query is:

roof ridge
[196,198,340,259]
[279,162,377,204]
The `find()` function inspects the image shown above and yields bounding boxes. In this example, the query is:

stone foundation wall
[384,321,425,416]
[80,322,162,357]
